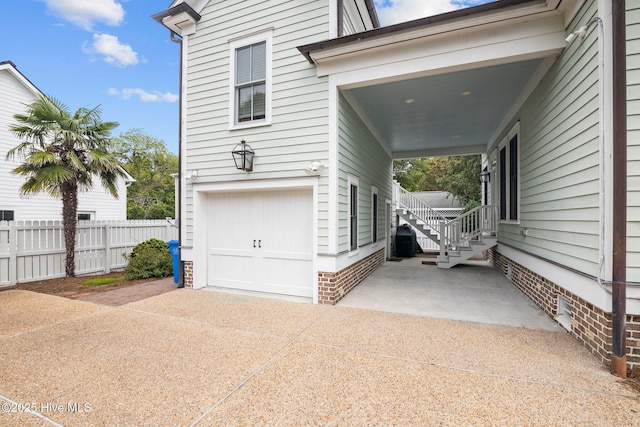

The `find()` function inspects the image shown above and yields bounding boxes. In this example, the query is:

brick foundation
[183,260,193,288]
[488,248,639,374]
[318,249,385,305]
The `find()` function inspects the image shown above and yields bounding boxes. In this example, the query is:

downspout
[170,30,185,289]
[611,0,626,378]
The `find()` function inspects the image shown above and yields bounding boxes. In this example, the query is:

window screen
[236,42,266,122]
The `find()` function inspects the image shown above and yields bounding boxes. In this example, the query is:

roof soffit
[152,2,201,36]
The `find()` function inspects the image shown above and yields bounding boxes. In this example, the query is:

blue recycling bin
[167,240,180,284]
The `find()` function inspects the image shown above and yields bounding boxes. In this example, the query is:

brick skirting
[183,261,193,288]
[487,248,639,374]
[317,249,385,305]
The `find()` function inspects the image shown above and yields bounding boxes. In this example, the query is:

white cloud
[108,88,178,103]
[45,0,125,30]
[374,0,495,26]
[84,33,138,67]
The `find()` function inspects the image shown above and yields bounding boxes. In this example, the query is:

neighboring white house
[0,61,134,221]
[153,0,639,373]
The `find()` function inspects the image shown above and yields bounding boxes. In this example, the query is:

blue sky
[2,1,494,154]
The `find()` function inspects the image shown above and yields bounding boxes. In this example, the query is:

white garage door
[207,189,313,298]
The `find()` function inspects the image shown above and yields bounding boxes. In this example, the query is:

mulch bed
[15,272,164,299]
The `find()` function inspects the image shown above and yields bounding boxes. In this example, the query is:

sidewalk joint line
[299,338,640,402]
[189,305,337,426]
[0,393,65,427]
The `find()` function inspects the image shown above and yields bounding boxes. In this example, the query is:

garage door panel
[262,258,313,297]
[208,254,253,288]
[207,189,313,298]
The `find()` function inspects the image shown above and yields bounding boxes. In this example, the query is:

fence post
[104,223,111,273]
[9,223,17,285]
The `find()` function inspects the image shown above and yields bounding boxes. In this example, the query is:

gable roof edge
[0,61,43,98]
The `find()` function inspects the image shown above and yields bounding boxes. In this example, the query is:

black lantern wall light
[232,139,254,172]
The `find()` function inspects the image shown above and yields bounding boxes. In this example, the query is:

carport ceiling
[344,58,543,158]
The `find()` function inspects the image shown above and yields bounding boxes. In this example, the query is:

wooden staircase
[393,182,498,269]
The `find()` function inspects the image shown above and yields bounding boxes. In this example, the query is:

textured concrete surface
[1,288,638,426]
[340,257,561,330]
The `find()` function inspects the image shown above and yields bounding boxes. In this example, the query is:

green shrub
[123,238,172,280]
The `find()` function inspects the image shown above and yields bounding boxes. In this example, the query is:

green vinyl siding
[628,1,640,282]
[337,93,392,252]
[491,0,601,277]
[183,0,331,249]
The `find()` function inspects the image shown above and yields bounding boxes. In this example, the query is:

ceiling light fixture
[460,90,472,96]
[404,98,414,104]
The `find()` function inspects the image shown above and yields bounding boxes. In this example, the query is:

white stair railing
[392,181,448,234]
[439,205,498,260]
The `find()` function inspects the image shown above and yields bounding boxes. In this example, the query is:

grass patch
[82,277,123,286]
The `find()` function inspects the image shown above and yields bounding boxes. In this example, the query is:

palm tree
[7,95,125,277]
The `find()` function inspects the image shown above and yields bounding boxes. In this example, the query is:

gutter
[170,31,185,289]
[611,0,627,378]
[152,3,201,288]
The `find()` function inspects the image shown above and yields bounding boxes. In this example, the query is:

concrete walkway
[1,288,638,426]
[340,256,560,330]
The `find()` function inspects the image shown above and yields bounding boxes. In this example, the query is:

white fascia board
[392,145,486,160]
[311,5,560,67]
[317,12,566,81]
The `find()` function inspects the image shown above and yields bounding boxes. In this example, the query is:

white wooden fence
[0,220,178,285]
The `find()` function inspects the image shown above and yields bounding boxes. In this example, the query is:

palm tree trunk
[61,182,78,277]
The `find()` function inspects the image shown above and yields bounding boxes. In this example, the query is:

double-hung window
[498,123,520,222]
[229,31,272,128]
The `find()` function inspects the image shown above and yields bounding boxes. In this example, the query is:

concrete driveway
[1,288,638,426]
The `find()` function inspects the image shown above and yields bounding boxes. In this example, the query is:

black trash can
[395,224,417,257]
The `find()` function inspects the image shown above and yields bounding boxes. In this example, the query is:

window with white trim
[348,175,359,251]
[498,123,520,222]
[78,212,93,221]
[229,31,272,128]
[371,186,378,243]
[0,210,14,221]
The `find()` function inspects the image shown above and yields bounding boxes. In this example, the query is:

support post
[611,0,627,378]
